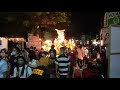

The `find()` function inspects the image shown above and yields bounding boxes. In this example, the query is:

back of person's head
[60,47,65,50]
[78,45,82,49]
[51,45,54,49]
[29,50,37,60]
[91,54,97,60]
[87,62,92,69]
[83,56,88,60]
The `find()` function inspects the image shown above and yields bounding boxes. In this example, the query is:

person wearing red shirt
[66,48,76,78]
[82,62,94,78]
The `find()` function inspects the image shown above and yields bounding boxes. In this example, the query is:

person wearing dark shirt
[28,66,50,78]
[49,45,56,61]
[9,47,19,77]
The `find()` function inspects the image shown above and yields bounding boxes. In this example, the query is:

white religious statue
[55,29,65,42]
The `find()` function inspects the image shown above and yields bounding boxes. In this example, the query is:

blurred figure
[72,52,82,78]
[83,56,89,67]
[77,45,84,69]
[33,47,40,60]
[12,56,32,78]
[0,51,8,78]
[67,48,76,78]
[55,47,70,78]
[9,47,19,77]
[22,48,30,63]
[39,48,44,59]
[82,62,94,78]
[0,49,6,59]
[38,51,53,78]
[28,50,39,69]
[29,53,51,79]
[39,51,52,67]
[49,45,56,61]
[5,56,11,78]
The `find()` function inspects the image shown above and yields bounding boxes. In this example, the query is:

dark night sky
[71,12,105,38]
[0,12,105,38]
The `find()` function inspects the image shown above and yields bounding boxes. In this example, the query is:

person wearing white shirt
[12,56,32,78]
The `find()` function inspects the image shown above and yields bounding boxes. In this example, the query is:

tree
[0,12,72,39]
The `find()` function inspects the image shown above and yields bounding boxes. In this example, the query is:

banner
[28,33,39,42]
[104,12,120,27]
[27,33,41,50]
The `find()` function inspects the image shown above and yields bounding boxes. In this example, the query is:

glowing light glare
[42,39,52,52]
[42,29,76,55]
[55,29,65,43]
[16,38,19,41]
[0,37,4,40]
[44,40,52,46]
[93,41,96,45]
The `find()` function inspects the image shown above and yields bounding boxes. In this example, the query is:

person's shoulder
[0,59,7,64]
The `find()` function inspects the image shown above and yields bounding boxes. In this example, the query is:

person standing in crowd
[73,52,82,78]
[28,57,50,78]
[0,51,8,78]
[12,56,32,78]
[33,47,40,60]
[49,45,56,61]
[67,48,76,78]
[5,56,11,78]
[82,62,94,78]
[29,46,37,60]
[55,47,70,78]
[9,47,19,77]
[22,48,30,63]
[84,47,89,58]
[39,51,52,67]
[49,45,56,78]
[38,51,53,78]
[28,50,39,69]
[77,45,84,69]
[39,48,44,59]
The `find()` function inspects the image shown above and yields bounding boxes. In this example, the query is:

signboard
[104,12,120,27]
[28,33,39,42]
[27,33,41,50]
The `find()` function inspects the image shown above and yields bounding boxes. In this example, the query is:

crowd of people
[0,44,107,78]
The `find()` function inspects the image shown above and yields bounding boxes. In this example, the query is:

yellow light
[16,38,19,41]
[42,29,76,55]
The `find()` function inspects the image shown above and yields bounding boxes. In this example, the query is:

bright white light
[42,29,76,55]
[16,38,19,41]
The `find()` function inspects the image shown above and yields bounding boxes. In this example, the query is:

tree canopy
[0,12,72,39]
